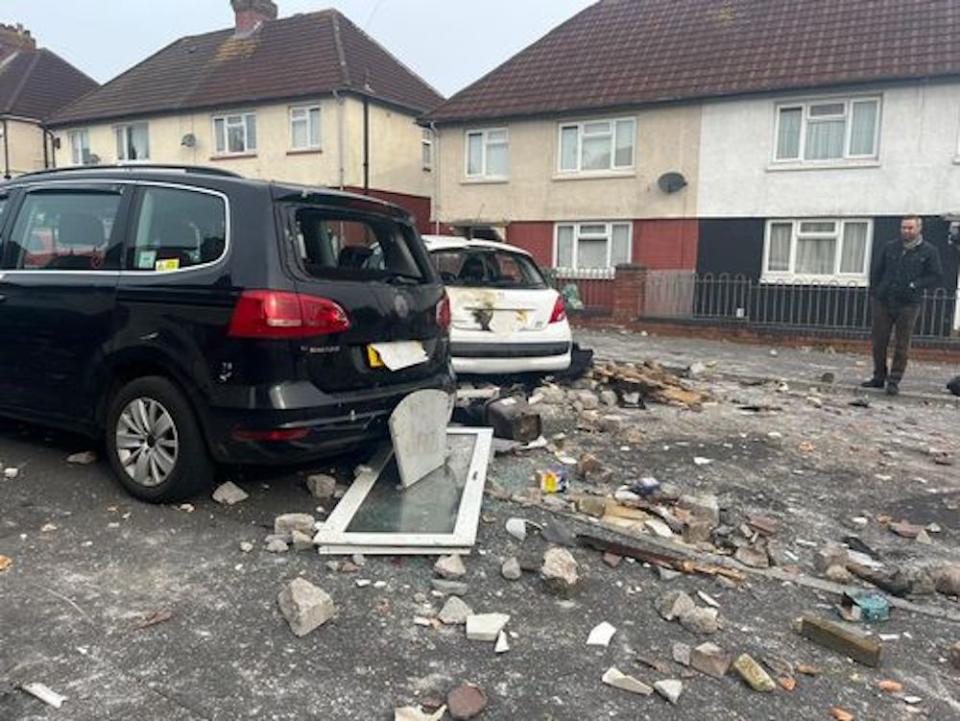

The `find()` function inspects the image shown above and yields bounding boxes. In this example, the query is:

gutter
[362,95,370,193]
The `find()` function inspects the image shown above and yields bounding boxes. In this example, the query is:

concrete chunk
[438,596,473,625]
[691,642,732,678]
[654,679,683,705]
[306,474,337,500]
[430,579,469,596]
[212,481,248,505]
[602,667,653,696]
[541,548,579,596]
[277,578,336,637]
[655,590,696,622]
[274,513,315,538]
[501,557,522,581]
[434,554,466,579]
[466,613,510,642]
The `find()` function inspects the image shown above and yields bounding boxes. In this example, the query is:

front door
[0,183,128,424]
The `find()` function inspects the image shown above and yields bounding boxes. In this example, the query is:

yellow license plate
[367,345,385,368]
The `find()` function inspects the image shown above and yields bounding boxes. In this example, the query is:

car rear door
[0,182,128,422]
[276,199,448,394]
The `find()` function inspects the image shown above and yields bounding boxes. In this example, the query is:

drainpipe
[362,95,370,193]
[430,121,440,233]
[333,90,345,189]
[41,124,57,169]
[2,118,10,179]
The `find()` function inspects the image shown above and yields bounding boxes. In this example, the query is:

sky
[3,0,596,99]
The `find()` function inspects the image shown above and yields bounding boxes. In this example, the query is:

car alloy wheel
[115,397,179,488]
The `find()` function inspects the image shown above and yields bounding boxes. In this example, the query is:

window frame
[114,122,150,162]
[68,129,92,166]
[761,218,874,285]
[212,112,258,157]
[464,127,509,180]
[289,104,321,151]
[553,221,633,271]
[557,117,637,175]
[422,127,434,171]
[773,96,881,164]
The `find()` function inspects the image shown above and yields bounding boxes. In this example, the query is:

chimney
[0,23,36,59]
[231,0,278,37]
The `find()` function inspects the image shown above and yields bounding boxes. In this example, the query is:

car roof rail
[16,164,243,179]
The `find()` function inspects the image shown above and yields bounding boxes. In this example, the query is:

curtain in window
[767,223,792,271]
[309,108,320,146]
[805,120,845,160]
[611,224,631,265]
[291,112,308,148]
[556,225,574,267]
[840,222,869,273]
[578,238,607,268]
[776,108,802,159]
[245,115,257,151]
[582,136,611,170]
[560,127,578,171]
[795,237,836,274]
[849,102,878,156]
[486,141,508,176]
[614,120,635,167]
[467,134,483,175]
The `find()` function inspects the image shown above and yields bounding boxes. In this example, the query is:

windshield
[431,248,547,289]
[284,205,430,283]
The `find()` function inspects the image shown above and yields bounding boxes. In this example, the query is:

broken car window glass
[431,249,546,289]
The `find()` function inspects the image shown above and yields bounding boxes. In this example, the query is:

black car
[0,165,453,501]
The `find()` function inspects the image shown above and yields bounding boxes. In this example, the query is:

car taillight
[549,295,567,324]
[232,428,311,442]
[436,293,451,329]
[228,290,351,338]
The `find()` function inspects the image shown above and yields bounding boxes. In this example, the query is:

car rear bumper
[449,322,572,375]
[200,367,456,464]
[452,352,572,375]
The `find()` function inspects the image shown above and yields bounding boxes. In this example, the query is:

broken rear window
[286,206,429,284]
[431,249,546,289]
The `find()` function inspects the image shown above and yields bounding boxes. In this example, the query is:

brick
[690,642,732,678]
[798,615,883,668]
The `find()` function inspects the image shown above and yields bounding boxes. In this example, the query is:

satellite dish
[657,172,687,194]
[181,133,197,148]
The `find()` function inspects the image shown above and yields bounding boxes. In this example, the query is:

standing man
[863,216,943,395]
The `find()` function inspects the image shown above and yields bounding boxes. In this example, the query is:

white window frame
[289,105,321,151]
[761,218,874,285]
[68,129,91,165]
[212,112,258,156]
[553,221,633,272]
[557,117,636,174]
[773,96,881,164]
[422,127,434,171]
[115,122,150,162]
[464,127,509,180]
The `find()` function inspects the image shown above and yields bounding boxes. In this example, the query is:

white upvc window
[762,218,873,284]
[115,122,150,161]
[69,129,91,165]
[554,222,632,270]
[465,128,508,179]
[559,117,636,173]
[290,105,321,150]
[213,112,257,155]
[422,127,433,171]
[774,96,881,163]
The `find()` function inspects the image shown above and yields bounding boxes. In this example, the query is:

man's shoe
[861,378,885,389]
[885,381,900,396]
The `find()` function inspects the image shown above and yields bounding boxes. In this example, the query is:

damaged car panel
[424,236,572,374]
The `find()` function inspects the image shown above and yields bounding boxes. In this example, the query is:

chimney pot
[231,0,278,37]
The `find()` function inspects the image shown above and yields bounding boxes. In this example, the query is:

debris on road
[541,547,579,596]
[4,467,19,479]
[394,705,446,721]
[732,654,776,692]
[435,554,467,579]
[654,679,683,705]
[690,642,732,678]
[66,451,97,465]
[274,513,315,538]
[465,613,510,642]
[306,474,337,500]
[0,555,13,572]
[438,597,473,626]
[500,557,521,581]
[797,615,883,667]
[495,631,510,654]
[602,667,653,695]
[18,682,66,709]
[593,360,710,409]
[212,481,248,505]
[277,578,336,637]
[446,684,488,720]
[586,621,617,647]
[136,609,173,630]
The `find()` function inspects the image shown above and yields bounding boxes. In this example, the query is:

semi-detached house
[49,0,443,231]
[424,0,960,312]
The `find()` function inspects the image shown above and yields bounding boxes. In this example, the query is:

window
[287,207,428,283]
[290,106,321,150]
[559,118,636,173]
[213,113,257,155]
[115,123,150,161]
[4,190,123,271]
[775,97,880,162]
[763,219,872,282]
[430,248,546,289]
[69,130,92,166]
[554,222,632,270]
[129,187,227,272]
[422,128,433,171]
[465,128,508,179]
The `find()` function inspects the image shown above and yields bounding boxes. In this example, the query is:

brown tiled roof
[426,0,960,124]
[51,9,444,126]
[0,49,98,121]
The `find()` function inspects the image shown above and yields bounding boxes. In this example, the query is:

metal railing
[641,272,958,338]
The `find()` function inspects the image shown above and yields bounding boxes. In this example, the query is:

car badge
[394,294,410,319]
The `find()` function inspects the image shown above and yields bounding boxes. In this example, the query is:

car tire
[105,376,212,503]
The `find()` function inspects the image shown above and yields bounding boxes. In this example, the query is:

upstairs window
[422,128,434,171]
[465,128,508,179]
[775,97,880,162]
[116,123,150,161]
[69,129,92,165]
[290,106,321,150]
[559,118,636,173]
[213,113,257,155]
[763,218,872,283]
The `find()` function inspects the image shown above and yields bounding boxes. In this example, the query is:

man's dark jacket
[870,238,943,307]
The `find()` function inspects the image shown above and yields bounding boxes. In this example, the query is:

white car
[423,235,572,374]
